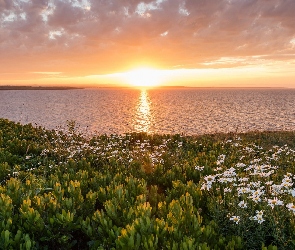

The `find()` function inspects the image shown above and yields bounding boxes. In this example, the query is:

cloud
[0,0,13,11]
[1,0,295,79]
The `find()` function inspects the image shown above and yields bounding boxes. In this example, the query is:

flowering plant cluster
[0,118,294,249]
[198,138,295,249]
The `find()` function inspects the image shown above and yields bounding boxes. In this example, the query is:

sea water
[1,88,295,135]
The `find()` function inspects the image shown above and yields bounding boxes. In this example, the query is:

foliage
[1,118,295,249]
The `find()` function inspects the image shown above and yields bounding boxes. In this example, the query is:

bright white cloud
[49,29,64,39]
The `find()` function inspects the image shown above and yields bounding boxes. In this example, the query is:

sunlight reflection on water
[133,89,153,133]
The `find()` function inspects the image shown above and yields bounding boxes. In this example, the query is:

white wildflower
[216,154,226,165]
[201,183,212,191]
[252,215,265,224]
[265,181,273,186]
[238,200,247,208]
[204,175,217,184]
[195,166,204,171]
[238,177,249,182]
[289,189,295,197]
[250,195,262,203]
[286,203,295,213]
[267,197,284,209]
[237,187,251,196]
[230,216,240,224]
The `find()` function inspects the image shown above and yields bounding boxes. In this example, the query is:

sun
[124,67,163,87]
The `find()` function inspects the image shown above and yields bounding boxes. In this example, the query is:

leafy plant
[1,118,295,249]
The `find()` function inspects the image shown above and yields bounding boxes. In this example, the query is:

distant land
[0,86,83,90]
[0,85,289,90]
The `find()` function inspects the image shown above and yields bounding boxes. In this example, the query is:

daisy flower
[230,216,240,224]
[267,197,284,209]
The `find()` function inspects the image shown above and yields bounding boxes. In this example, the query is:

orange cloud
[1,0,295,87]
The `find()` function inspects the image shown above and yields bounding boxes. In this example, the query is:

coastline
[0,86,83,90]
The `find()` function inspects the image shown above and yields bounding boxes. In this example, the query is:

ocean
[1,87,295,135]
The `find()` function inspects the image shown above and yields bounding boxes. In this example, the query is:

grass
[0,118,295,249]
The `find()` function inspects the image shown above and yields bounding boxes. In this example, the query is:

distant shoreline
[0,86,83,90]
[0,85,290,90]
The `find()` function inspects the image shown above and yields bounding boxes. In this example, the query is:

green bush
[1,118,295,249]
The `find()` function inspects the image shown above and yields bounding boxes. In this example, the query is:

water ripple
[0,88,295,135]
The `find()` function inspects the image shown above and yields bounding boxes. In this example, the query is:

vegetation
[1,118,295,249]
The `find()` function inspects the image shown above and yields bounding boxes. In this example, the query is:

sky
[1,0,295,87]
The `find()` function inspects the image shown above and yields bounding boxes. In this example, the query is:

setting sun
[124,68,163,87]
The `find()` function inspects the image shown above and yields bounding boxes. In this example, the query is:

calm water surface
[1,88,295,135]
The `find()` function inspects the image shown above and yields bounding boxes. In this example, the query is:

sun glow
[124,68,163,87]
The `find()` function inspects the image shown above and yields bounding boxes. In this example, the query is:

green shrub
[1,118,295,249]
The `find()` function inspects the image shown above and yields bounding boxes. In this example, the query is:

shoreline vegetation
[1,118,295,249]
